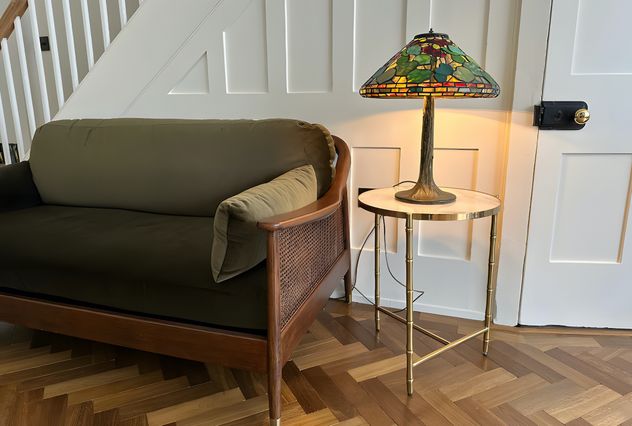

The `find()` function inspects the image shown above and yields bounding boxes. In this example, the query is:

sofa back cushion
[29,118,335,216]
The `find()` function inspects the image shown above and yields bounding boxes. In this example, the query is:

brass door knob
[574,108,590,124]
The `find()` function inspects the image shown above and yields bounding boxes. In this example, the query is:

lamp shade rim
[414,32,449,39]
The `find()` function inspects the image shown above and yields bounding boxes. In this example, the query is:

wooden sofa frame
[0,136,351,425]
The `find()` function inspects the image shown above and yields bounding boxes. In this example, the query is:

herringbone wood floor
[0,301,631,425]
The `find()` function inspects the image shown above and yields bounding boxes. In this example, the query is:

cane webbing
[278,206,345,328]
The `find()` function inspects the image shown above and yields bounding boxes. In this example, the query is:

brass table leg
[405,214,414,396]
[374,214,381,333]
[483,214,498,356]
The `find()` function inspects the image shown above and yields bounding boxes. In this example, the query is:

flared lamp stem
[395,97,456,204]
[419,95,436,188]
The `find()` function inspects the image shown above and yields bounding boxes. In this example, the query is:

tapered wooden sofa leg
[267,333,282,425]
[268,368,281,426]
[344,270,353,304]
[267,231,283,425]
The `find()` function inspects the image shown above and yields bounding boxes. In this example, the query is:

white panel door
[520,0,632,328]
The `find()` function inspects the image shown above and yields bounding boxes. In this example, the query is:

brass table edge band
[358,201,500,221]
[412,327,489,367]
[377,307,451,345]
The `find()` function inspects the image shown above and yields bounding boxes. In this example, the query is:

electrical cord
[336,180,427,311]
[381,214,425,313]
[340,223,425,310]
[333,223,375,304]
[393,180,417,187]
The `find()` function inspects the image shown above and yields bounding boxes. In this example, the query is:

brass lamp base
[395,184,456,204]
[397,96,456,205]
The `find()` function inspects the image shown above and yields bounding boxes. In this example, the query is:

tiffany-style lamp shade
[360,30,500,204]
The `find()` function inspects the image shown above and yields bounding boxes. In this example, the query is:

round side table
[358,185,501,396]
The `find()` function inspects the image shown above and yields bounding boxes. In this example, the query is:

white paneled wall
[223,0,268,93]
[57,0,521,320]
[286,0,332,93]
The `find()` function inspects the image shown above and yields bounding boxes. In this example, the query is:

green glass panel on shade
[359,31,500,98]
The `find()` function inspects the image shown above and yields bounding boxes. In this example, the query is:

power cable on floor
[337,182,426,310]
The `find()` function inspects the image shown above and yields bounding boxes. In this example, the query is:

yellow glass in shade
[360,31,500,99]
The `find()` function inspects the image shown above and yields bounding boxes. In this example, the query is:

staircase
[0,0,142,165]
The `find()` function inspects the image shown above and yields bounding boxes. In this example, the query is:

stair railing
[0,0,141,165]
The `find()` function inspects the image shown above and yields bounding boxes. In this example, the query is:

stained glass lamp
[360,30,500,204]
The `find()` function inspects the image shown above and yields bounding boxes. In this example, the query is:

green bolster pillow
[212,165,317,283]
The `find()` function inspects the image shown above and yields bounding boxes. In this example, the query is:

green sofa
[0,118,352,425]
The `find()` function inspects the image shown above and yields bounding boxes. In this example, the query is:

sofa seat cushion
[0,205,268,332]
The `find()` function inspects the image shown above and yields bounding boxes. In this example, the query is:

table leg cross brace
[376,306,489,366]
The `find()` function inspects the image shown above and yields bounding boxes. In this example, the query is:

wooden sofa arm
[262,136,350,423]
[257,196,341,231]
[269,203,347,327]
[262,136,350,328]
[263,199,350,424]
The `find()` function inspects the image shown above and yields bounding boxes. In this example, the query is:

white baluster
[28,1,51,122]
[44,0,65,109]
[118,0,127,27]
[2,38,25,161]
[62,0,79,90]
[80,0,94,69]
[0,80,11,165]
[14,17,36,139]
[99,0,110,48]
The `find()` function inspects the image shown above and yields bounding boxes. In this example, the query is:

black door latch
[534,101,589,130]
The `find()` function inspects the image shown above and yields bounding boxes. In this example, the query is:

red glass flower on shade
[360,31,500,98]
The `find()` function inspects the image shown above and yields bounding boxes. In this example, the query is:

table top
[358,185,501,221]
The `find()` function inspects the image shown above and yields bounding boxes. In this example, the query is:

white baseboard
[327,276,484,321]
[349,294,485,321]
